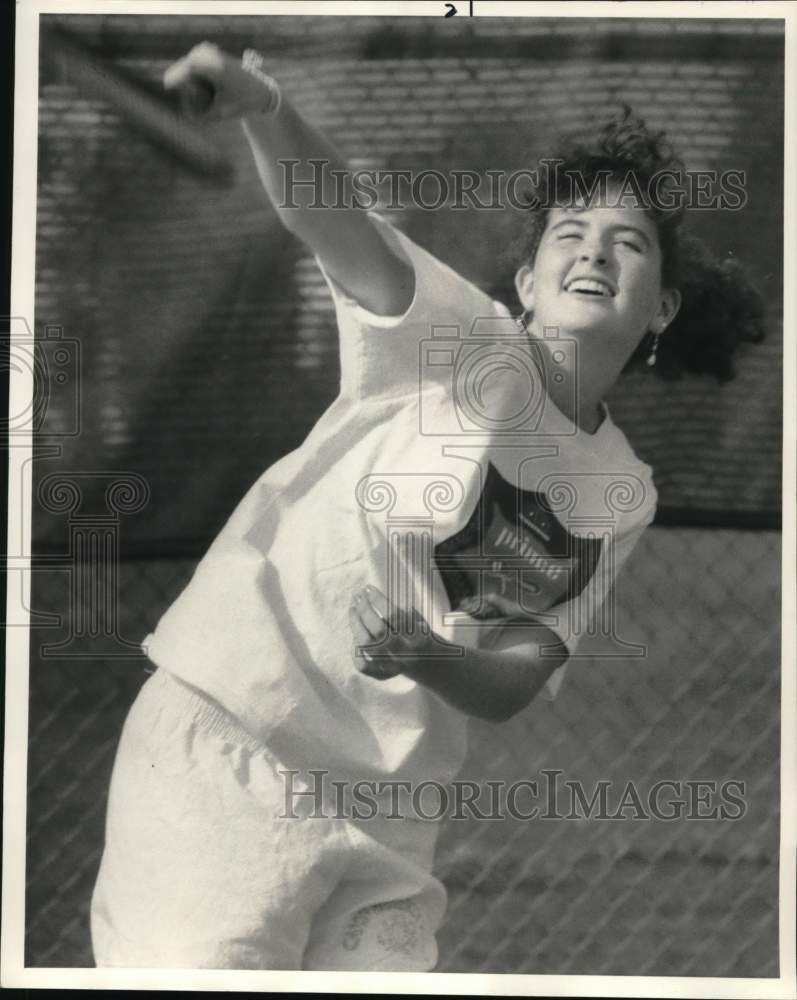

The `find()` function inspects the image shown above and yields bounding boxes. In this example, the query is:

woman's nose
[580,246,609,266]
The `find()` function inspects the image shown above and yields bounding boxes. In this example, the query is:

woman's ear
[514,264,535,313]
[653,287,682,335]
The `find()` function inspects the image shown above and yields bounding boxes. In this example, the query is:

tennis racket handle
[178,76,216,116]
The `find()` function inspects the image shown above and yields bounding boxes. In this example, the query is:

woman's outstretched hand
[171,44,415,319]
[163,42,281,120]
[348,585,441,681]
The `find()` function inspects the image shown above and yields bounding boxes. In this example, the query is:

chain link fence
[25,525,780,974]
[23,12,782,976]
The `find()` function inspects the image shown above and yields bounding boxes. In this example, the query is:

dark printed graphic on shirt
[434,462,602,619]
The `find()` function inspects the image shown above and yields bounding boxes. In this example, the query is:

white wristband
[241,48,282,116]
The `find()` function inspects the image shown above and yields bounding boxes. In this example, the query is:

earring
[516,311,530,335]
[646,330,661,367]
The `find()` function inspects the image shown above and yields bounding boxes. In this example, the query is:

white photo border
[4,1,795,995]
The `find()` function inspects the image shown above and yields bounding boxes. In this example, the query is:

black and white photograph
[3,0,795,993]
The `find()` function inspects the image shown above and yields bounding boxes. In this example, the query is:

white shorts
[91,668,447,971]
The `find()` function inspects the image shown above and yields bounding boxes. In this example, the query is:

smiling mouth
[564,278,616,298]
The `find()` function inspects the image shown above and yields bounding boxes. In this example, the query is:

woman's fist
[348,585,436,681]
[163,43,281,120]
[456,591,524,621]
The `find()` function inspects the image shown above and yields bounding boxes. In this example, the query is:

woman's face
[517,197,679,359]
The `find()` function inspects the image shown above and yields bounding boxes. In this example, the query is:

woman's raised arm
[164,42,414,317]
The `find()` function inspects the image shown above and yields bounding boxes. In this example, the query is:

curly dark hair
[511,107,765,382]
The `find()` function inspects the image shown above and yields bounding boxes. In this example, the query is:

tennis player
[90,43,764,971]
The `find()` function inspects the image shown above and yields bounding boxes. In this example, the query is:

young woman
[90,43,764,972]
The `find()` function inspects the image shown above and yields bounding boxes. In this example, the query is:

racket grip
[178,76,216,116]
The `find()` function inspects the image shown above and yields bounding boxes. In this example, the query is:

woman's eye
[617,239,642,252]
[557,232,582,242]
